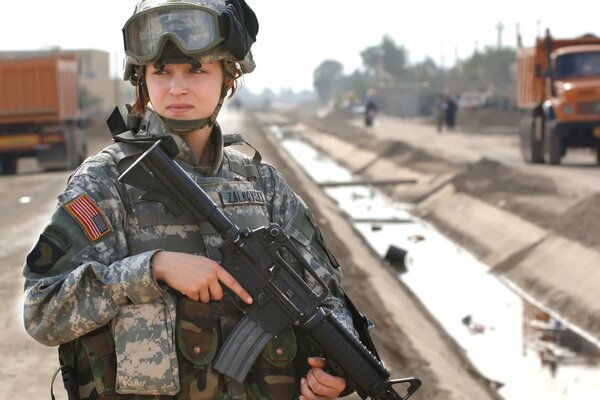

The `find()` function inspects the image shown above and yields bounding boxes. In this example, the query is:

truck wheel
[532,116,546,163]
[0,156,17,175]
[78,146,87,165]
[64,124,82,170]
[520,116,543,163]
[545,125,562,165]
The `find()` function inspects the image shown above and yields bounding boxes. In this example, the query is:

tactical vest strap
[223,133,262,165]
[57,339,80,400]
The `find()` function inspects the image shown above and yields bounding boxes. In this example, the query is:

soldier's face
[145,61,223,121]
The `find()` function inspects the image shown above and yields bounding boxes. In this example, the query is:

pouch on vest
[176,299,220,367]
[247,326,299,400]
[110,300,180,396]
[57,326,120,400]
[176,298,225,399]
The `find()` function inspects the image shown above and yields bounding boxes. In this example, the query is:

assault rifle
[118,136,422,400]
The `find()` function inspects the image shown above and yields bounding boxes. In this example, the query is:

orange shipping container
[0,57,79,125]
[0,55,86,175]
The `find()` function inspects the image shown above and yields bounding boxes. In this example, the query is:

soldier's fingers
[306,369,342,399]
[216,267,253,304]
[316,368,346,392]
[184,289,199,301]
[307,357,326,368]
[300,377,324,400]
[208,279,224,301]
[198,288,210,303]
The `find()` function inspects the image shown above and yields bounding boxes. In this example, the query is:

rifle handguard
[303,309,421,400]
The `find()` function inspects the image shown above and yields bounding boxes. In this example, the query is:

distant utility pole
[454,46,459,67]
[114,52,121,109]
[496,22,504,49]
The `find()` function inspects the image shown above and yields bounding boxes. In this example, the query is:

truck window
[555,52,600,79]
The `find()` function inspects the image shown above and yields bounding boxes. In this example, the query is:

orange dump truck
[0,56,86,174]
[517,30,600,165]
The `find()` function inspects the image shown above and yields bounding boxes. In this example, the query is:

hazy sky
[2,1,599,93]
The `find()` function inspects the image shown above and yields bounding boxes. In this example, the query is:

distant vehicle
[517,29,600,165]
[0,56,87,174]
[457,91,487,111]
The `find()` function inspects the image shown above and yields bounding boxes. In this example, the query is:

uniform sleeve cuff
[121,250,166,303]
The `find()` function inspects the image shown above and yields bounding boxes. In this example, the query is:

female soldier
[22,0,351,399]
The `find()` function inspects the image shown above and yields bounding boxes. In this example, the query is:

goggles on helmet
[123,4,224,64]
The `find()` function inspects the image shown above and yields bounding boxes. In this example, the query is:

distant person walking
[445,96,458,131]
[364,88,378,128]
[435,93,446,132]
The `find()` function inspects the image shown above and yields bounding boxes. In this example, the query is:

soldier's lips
[166,104,194,114]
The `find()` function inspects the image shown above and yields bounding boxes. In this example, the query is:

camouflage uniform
[23,110,353,399]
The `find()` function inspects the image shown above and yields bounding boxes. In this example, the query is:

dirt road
[357,114,600,191]
[0,124,113,398]
[0,170,71,398]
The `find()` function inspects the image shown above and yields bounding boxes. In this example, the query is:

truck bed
[0,57,78,125]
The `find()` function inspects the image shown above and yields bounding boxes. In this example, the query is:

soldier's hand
[151,251,253,304]
[299,357,346,400]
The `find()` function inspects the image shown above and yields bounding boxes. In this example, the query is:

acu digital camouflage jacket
[22,110,353,399]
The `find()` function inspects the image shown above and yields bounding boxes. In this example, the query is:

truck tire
[545,124,562,165]
[78,145,88,165]
[77,128,88,165]
[0,155,17,175]
[520,116,544,163]
[66,124,79,169]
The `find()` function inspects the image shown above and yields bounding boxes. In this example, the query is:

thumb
[307,357,326,368]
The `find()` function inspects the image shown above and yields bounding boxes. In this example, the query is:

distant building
[0,49,133,116]
[376,81,429,117]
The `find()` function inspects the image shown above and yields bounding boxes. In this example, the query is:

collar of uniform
[142,110,225,175]
[171,124,225,176]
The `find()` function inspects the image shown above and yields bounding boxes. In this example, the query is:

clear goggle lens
[123,7,222,63]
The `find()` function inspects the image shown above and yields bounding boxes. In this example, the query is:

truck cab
[517,32,600,165]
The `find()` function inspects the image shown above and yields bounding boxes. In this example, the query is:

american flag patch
[64,194,111,241]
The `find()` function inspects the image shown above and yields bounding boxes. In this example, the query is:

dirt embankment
[293,109,600,252]
[268,107,600,355]
[244,111,504,400]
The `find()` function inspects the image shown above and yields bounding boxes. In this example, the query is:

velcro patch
[220,189,266,205]
[64,194,111,241]
[27,234,65,274]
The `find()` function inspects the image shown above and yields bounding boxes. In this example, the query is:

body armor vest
[59,138,300,400]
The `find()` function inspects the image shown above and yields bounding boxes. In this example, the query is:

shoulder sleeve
[23,156,165,346]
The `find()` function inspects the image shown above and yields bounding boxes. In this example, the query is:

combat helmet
[122,0,258,131]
